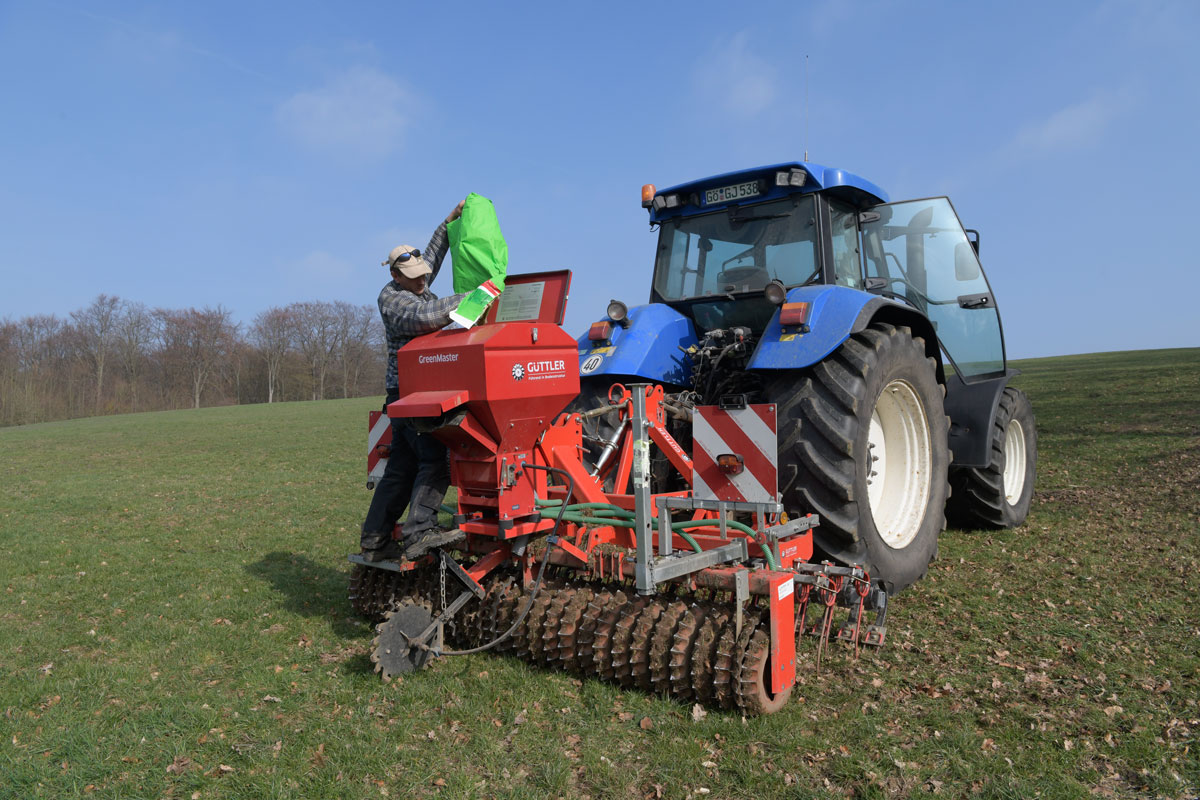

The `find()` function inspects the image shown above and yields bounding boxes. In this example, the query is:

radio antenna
[804,54,810,162]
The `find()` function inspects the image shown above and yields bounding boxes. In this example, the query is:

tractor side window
[659,228,693,297]
[829,202,861,288]
[860,198,1004,378]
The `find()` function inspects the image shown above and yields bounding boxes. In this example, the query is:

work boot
[403,528,465,560]
[362,539,406,563]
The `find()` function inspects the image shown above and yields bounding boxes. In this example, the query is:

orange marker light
[588,321,613,341]
[717,453,744,475]
[641,184,657,208]
[779,301,812,327]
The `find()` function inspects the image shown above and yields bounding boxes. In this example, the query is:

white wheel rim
[866,380,932,549]
[1003,418,1027,503]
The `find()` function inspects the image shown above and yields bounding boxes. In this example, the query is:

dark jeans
[360,398,451,551]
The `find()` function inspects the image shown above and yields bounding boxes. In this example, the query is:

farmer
[360,199,468,562]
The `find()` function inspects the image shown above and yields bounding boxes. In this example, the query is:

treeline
[0,294,386,427]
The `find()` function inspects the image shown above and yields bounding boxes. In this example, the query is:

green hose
[534,499,778,567]
[536,507,703,554]
[670,519,779,570]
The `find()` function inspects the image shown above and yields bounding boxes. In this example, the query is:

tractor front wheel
[767,323,949,595]
[948,387,1037,529]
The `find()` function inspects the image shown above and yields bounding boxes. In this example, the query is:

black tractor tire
[947,387,1037,529]
[765,323,950,595]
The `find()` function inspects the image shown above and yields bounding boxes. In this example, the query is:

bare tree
[71,294,121,413]
[10,315,73,423]
[156,306,235,409]
[0,319,17,426]
[225,335,252,405]
[250,307,293,403]
[291,302,338,401]
[331,301,381,398]
[116,300,155,411]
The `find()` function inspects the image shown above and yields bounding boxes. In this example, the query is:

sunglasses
[394,249,422,263]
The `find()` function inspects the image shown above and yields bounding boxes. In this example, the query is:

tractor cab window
[829,201,862,289]
[653,196,818,301]
[860,197,1005,378]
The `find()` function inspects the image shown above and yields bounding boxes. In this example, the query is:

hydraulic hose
[534,498,779,566]
[428,464,573,657]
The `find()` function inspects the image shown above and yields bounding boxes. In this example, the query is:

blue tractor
[575,162,1037,595]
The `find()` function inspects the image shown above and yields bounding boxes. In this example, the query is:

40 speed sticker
[580,354,604,374]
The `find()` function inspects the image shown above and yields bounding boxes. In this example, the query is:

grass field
[1,348,1197,799]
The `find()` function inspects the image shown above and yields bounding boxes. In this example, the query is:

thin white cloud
[693,32,778,116]
[277,67,414,160]
[1012,88,1131,153]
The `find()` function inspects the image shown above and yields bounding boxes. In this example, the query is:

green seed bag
[447,193,508,294]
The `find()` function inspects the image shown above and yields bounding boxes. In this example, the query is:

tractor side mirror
[954,242,981,282]
[964,228,980,255]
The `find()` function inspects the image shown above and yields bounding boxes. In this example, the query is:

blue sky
[1,0,1197,359]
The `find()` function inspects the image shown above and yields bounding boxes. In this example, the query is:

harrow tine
[833,568,872,658]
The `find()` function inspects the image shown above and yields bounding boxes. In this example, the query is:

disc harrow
[355,559,875,715]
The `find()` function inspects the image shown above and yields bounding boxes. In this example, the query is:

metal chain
[439,554,447,614]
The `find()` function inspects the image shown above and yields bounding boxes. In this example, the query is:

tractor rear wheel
[766,323,949,595]
[947,387,1037,529]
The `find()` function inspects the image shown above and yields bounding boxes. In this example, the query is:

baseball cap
[383,245,432,279]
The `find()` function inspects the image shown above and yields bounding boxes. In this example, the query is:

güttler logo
[511,363,525,380]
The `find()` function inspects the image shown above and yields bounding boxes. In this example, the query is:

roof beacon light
[775,169,807,188]
[641,184,656,208]
[606,299,630,327]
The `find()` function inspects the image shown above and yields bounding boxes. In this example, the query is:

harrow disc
[736,629,793,715]
[371,601,435,678]
[690,610,729,704]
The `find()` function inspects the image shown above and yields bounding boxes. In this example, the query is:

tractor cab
[644,162,1007,384]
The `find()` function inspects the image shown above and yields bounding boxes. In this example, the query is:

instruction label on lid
[495,281,545,322]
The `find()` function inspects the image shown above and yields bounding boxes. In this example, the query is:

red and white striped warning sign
[367,411,393,485]
[692,404,778,503]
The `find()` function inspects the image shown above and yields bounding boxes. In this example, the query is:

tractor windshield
[652,196,818,302]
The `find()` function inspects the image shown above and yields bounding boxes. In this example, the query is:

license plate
[704,180,760,205]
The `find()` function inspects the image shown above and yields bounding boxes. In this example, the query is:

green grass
[2,349,1197,799]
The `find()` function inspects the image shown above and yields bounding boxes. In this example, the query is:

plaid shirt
[379,222,466,389]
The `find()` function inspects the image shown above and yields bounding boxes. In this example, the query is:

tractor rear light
[374,444,391,459]
[641,183,656,208]
[588,321,613,341]
[717,454,744,475]
[779,301,811,327]
[776,169,807,187]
